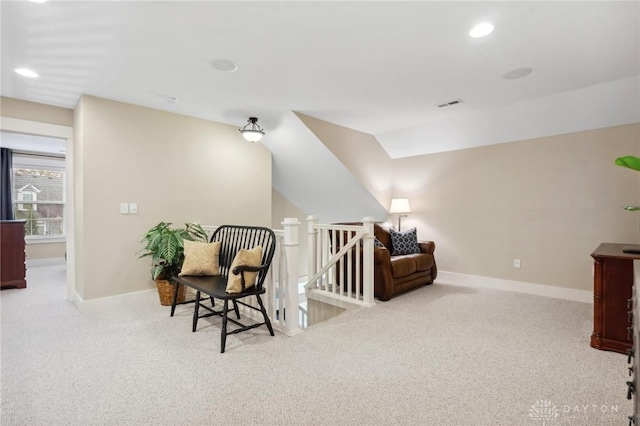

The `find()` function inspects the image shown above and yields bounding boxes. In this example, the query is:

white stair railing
[305,216,375,308]
[265,218,303,336]
[199,215,375,336]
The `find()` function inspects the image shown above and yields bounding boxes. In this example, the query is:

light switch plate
[129,203,138,214]
[120,203,129,214]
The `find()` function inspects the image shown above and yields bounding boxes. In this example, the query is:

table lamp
[389,198,411,231]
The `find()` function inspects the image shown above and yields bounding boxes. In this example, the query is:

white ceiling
[1,1,639,158]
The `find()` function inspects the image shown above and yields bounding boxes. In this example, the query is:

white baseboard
[74,288,158,314]
[26,257,66,268]
[436,271,593,304]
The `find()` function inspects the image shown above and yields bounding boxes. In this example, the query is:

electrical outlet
[120,203,129,214]
[513,258,521,268]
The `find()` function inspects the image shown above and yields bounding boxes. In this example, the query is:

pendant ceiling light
[239,117,265,142]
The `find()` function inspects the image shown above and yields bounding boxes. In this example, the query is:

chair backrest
[210,225,276,290]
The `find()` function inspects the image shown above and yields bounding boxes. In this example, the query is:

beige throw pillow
[179,240,221,276]
[225,246,263,294]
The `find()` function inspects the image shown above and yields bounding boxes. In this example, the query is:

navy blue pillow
[390,228,420,255]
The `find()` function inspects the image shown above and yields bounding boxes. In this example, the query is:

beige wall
[74,95,272,300]
[5,92,638,296]
[272,189,309,276]
[1,96,74,127]
[392,123,640,291]
[296,112,392,209]
[291,112,640,292]
[1,96,73,261]
[26,243,66,260]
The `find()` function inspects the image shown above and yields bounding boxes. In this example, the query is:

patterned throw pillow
[179,240,221,276]
[226,246,263,294]
[390,228,420,256]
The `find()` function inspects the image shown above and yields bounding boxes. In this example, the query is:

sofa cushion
[390,227,420,255]
[390,256,417,278]
[407,253,434,272]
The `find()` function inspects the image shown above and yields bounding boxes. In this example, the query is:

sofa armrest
[419,241,437,282]
[373,246,394,301]
[419,241,435,255]
[374,246,391,264]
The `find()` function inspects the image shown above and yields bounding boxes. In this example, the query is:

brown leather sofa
[372,222,437,301]
[333,222,437,301]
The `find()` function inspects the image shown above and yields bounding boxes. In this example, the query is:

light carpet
[0,264,631,425]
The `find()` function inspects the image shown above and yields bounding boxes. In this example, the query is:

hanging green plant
[615,156,640,211]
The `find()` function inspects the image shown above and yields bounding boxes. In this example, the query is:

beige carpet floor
[0,264,631,425]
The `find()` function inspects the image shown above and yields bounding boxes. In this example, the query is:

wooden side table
[591,243,640,353]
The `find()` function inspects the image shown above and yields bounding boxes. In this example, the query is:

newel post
[282,218,302,336]
[307,215,318,289]
[362,216,376,307]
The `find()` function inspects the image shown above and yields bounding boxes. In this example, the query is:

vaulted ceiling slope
[2,1,638,158]
[265,112,389,223]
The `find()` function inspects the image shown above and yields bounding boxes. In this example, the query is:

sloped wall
[261,111,388,224]
[295,112,392,210]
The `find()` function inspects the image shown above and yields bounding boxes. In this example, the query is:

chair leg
[255,294,275,336]
[192,291,201,332]
[170,281,180,317]
[221,299,229,353]
[232,300,240,319]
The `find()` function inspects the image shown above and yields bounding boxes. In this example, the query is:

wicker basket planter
[156,279,186,306]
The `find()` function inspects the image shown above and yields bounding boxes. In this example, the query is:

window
[12,154,66,240]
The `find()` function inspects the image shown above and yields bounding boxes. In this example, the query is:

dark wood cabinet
[628,261,639,425]
[0,220,27,289]
[591,243,640,353]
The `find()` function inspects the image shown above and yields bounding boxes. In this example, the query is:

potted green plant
[139,222,208,305]
[615,156,640,211]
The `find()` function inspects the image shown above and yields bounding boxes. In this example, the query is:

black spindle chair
[171,225,276,353]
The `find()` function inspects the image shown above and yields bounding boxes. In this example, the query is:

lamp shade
[239,117,265,142]
[389,198,411,213]
[241,129,264,142]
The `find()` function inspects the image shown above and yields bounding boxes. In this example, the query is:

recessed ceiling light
[503,67,533,80]
[469,22,494,38]
[166,96,179,104]
[211,59,238,73]
[14,68,39,78]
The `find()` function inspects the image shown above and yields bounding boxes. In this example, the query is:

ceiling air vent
[437,99,463,108]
